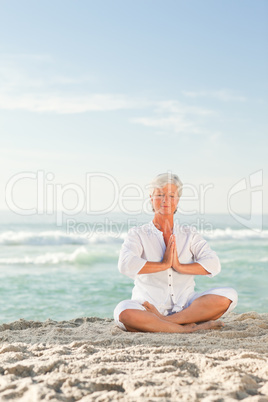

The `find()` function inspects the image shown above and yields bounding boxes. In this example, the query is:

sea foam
[0,228,267,246]
[0,230,125,246]
[0,246,118,265]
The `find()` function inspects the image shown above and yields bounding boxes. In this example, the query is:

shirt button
[169,275,171,277]
[169,284,171,286]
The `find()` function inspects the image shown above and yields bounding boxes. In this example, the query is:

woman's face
[150,184,180,216]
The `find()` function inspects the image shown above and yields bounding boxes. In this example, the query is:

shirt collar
[149,220,178,235]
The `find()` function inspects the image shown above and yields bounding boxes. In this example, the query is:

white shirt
[118,220,221,314]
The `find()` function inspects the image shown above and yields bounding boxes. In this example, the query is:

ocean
[1,211,267,324]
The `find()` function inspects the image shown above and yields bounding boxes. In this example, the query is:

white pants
[114,286,238,331]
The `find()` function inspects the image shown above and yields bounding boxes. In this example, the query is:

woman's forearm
[138,262,209,275]
[138,261,168,274]
[176,262,209,275]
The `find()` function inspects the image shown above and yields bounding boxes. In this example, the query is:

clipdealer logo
[5,170,215,224]
[5,169,264,231]
[5,171,147,225]
[227,170,263,232]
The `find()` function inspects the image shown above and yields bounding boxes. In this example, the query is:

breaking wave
[0,247,118,265]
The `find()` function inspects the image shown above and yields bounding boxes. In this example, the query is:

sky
[0,0,267,220]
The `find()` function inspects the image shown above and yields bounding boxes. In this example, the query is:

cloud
[0,53,218,139]
[0,92,150,113]
[182,89,247,102]
[130,100,216,135]
[0,54,56,91]
[0,54,151,113]
[131,115,203,134]
[153,100,215,116]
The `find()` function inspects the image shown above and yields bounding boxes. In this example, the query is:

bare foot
[180,320,224,333]
[194,320,224,331]
[142,301,163,319]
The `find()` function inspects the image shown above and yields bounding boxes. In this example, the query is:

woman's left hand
[172,236,183,273]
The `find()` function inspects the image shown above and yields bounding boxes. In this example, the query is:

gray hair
[148,172,183,197]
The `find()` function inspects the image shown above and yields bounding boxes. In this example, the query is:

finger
[168,234,174,243]
[166,239,172,249]
[168,241,174,251]
[169,235,175,245]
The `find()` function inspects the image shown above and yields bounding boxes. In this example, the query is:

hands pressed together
[162,234,182,272]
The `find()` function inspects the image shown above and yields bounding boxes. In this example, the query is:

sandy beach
[0,312,267,401]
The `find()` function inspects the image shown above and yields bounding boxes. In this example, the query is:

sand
[0,312,267,402]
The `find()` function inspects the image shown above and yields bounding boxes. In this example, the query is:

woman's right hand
[161,235,174,270]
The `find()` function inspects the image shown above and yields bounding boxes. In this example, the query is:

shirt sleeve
[190,230,221,277]
[118,227,147,280]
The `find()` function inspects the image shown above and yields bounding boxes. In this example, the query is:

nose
[162,194,169,202]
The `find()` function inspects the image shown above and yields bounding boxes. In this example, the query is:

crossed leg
[119,309,224,333]
[143,295,232,324]
[119,294,231,333]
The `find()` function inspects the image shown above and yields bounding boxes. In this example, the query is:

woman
[114,173,238,333]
